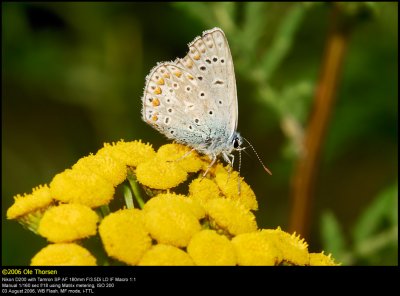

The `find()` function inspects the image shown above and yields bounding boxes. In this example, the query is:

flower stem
[289,4,353,239]
[123,184,135,209]
[127,170,145,209]
[99,205,110,217]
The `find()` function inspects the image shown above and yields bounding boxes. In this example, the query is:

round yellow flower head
[232,231,283,266]
[136,158,187,189]
[50,168,115,208]
[97,140,156,167]
[261,228,309,266]
[73,153,127,187]
[309,252,339,266]
[138,244,194,266]
[38,204,99,243]
[99,209,152,265]
[204,198,257,236]
[151,193,205,219]
[143,193,201,247]
[187,230,236,266]
[6,185,54,233]
[188,177,221,204]
[156,143,204,173]
[31,243,97,266]
[7,184,53,220]
[214,164,258,211]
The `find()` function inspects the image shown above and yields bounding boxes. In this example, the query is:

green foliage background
[2,2,398,265]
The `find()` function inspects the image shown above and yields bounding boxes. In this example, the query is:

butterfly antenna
[238,149,242,194]
[242,137,272,175]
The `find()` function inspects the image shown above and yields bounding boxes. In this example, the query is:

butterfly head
[232,133,243,151]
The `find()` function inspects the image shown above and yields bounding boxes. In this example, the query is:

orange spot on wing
[186,59,194,68]
[157,78,165,85]
[152,98,160,107]
[174,70,182,78]
[154,87,162,95]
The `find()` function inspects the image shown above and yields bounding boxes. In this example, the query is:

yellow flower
[232,231,283,266]
[97,140,156,167]
[309,252,338,266]
[136,158,187,189]
[156,143,203,173]
[187,230,236,266]
[188,177,221,204]
[38,204,99,243]
[6,185,54,233]
[143,194,201,247]
[151,193,205,219]
[204,199,257,236]
[261,228,309,266]
[7,184,53,220]
[9,138,339,266]
[50,168,115,208]
[31,243,97,266]
[138,244,194,266]
[214,164,258,211]
[99,209,152,265]
[73,153,127,187]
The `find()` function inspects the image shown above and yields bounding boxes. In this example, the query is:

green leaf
[261,3,308,81]
[321,211,347,260]
[352,182,398,243]
[239,2,267,59]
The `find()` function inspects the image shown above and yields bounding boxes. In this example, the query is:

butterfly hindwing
[142,27,238,156]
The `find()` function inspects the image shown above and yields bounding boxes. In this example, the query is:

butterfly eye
[233,137,241,149]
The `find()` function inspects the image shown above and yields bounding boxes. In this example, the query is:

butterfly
[142,27,271,176]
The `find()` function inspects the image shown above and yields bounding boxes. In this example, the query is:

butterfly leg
[170,147,196,163]
[202,154,217,178]
[222,153,235,172]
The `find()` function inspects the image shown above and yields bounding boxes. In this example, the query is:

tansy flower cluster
[6,140,338,266]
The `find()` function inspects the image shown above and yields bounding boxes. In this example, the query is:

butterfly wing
[142,28,238,155]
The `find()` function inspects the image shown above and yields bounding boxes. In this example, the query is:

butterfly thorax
[197,131,242,162]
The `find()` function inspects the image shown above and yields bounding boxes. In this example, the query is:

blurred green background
[2,2,397,266]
